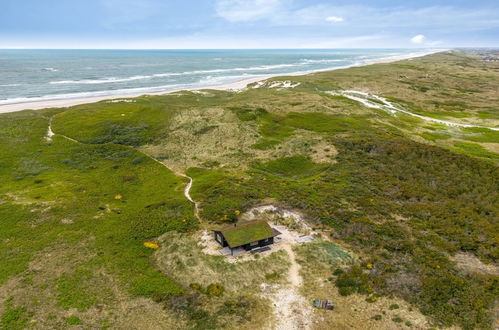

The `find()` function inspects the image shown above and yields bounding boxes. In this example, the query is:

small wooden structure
[214,220,278,255]
[313,299,334,310]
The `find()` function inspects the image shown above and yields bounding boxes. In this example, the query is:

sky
[1,0,498,49]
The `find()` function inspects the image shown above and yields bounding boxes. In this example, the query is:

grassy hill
[0,51,498,329]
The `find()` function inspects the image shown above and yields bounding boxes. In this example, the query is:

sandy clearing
[199,204,315,329]
[251,80,301,89]
[451,252,499,276]
[242,205,315,330]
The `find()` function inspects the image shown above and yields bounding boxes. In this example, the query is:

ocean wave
[0,83,184,105]
[198,73,257,85]
[50,75,156,85]
[42,67,58,72]
[0,73,262,105]
[48,63,306,85]
[299,59,344,64]
[0,84,21,87]
[2,50,443,106]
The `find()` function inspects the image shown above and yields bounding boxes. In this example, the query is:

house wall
[242,237,274,251]
[214,231,228,247]
[214,230,275,251]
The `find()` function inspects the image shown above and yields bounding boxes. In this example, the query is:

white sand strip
[328,90,499,131]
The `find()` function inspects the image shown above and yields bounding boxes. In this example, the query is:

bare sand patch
[481,142,499,154]
[451,252,499,276]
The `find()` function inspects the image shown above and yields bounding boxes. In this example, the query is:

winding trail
[328,90,499,131]
[45,118,55,142]
[174,173,201,221]
[45,117,201,221]
[283,244,302,287]
[244,206,312,330]
[268,242,311,330]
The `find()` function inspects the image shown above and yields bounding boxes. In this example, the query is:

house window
[250,241,258,247]
[216,233,222,243]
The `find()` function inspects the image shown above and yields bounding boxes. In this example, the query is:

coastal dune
[0,50,440,114]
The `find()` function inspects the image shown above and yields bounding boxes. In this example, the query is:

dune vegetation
[0,51,498,329]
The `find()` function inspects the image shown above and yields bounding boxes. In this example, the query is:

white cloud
[215,0,286,22]
[215,2,499,32]
[410,34,425,44]
[325,16,344,23]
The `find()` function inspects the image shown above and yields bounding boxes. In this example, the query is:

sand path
[270,242,310,330]
[176,173,201,220]
[329,90,499,131]
[243,206,312,330]
[282,241,302,288]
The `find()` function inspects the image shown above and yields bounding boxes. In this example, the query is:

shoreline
[0,49,444,114]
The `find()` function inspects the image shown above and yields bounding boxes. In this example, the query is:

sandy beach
[0,50,442,114]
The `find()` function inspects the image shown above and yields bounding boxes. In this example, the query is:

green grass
[253,155,329,179]
[258,113,295,140]
[295,241,353,266]
[66,315,83,325]
[419,132,452,141]
[1,299,31,330]
[228,106,268,122]
[186,167,247,222]
[250,138,281,150]
[459,127,499,143]
[453,142,499,160]
[477,109,499,120]
[416,109,472,119]
[283,112,370,133]
[0,110,192,303]
[56,268,103,311]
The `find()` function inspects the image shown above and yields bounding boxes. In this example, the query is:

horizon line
[0,47,457,51]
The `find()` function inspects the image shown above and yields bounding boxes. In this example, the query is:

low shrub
[206,283,224,297]
[66,315,83,325]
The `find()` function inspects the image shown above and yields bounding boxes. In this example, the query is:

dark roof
[218,220,276,248]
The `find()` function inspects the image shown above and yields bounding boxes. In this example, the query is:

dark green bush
[392,316,403,323]
[189,283,205,293]
[206,283,224,297]
[335,266,372,296]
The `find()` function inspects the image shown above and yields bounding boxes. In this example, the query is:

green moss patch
[253,155,329,179]
[419,132,452,141]
[453,142,499,160]
[221,220,275,248]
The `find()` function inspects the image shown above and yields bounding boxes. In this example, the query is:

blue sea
[0,49,432,105]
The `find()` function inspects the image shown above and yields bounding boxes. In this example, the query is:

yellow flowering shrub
[143,241,159,249]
